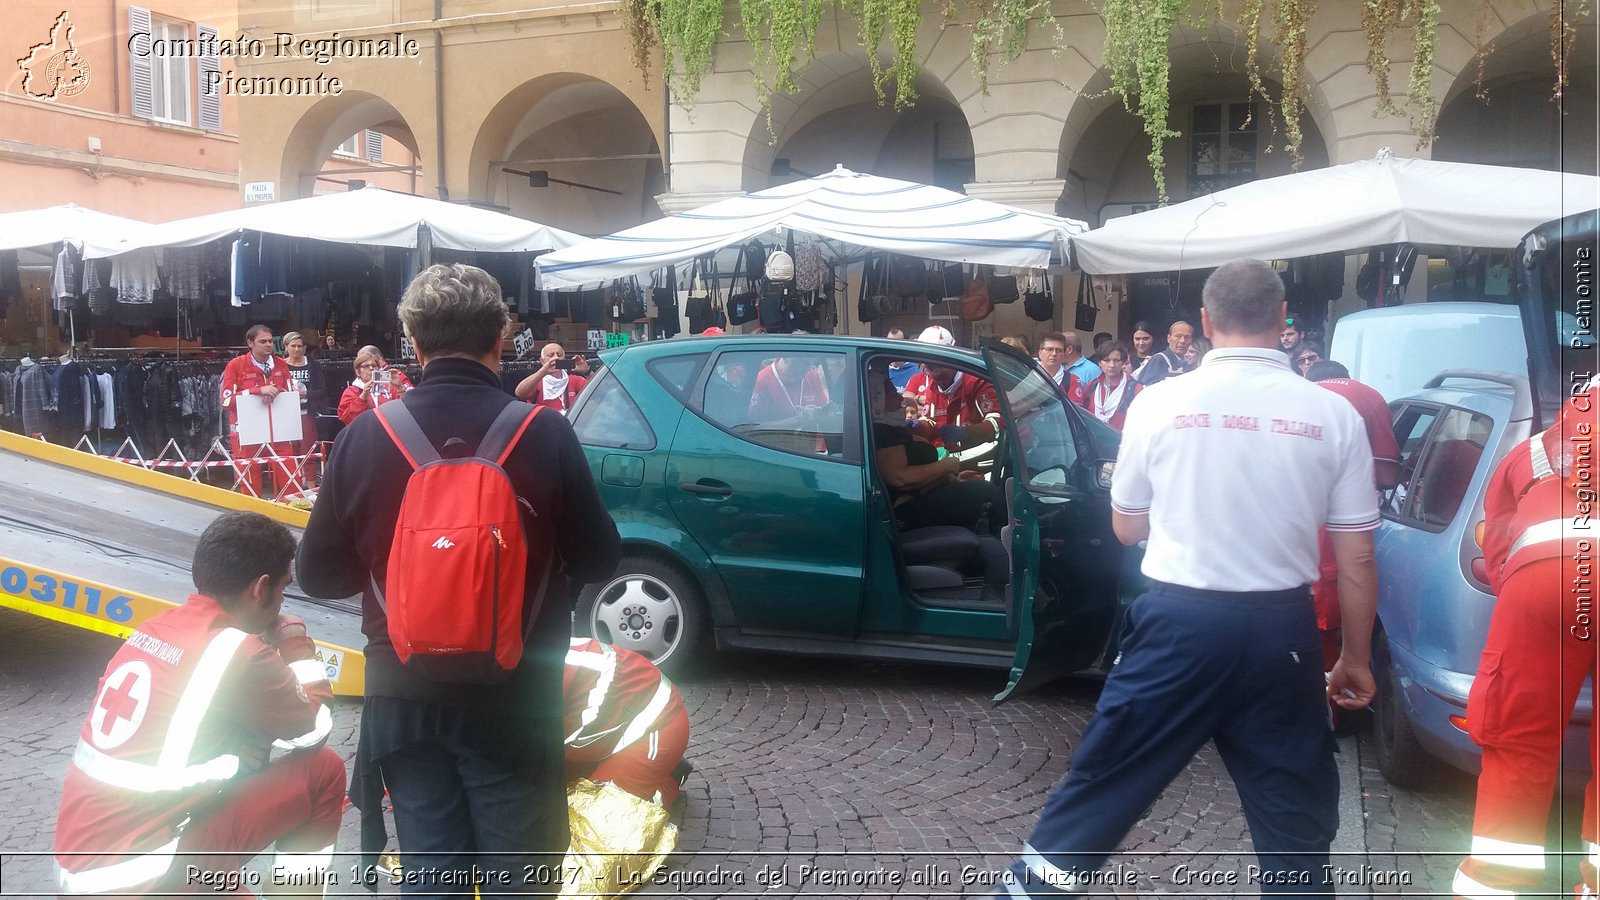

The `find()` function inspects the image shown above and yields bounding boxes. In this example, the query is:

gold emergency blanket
[559,778,678,898]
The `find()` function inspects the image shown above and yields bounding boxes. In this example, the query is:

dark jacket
[296,356,621,719]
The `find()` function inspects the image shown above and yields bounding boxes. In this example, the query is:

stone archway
[277,92,427,200]
[466,74,663,235]
[1433,7,1597,174]
[739,49,975,192]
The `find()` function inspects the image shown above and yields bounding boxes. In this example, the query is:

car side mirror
[1094,460,1115,491]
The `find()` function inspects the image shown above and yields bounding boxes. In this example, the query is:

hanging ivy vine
[651,0,726,102]
[1100,0,1186,203]
[626,0,1595,197]
[1273,0,1313,165]
[741,0,827,111]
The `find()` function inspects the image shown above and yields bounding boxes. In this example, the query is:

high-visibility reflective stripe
[647,730,659,762]
[159,628,248,771]
[72,740,239,793]
[612,678,673,755]
[289,658,328,685]
[1530,434,1553,479]
[56,836,179,894]
[564,643,617,745]
[273,843,335,877]
[1469,835,1545,870]
[272,703,333,752]
[1021,843,1088,893]
[1508,519,1572,560]
[1452,868,1516,898]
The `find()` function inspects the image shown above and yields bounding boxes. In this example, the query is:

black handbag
[1072,276,1096,331]
[1025,272,1055,322]
[653,265,680,338]
[989,273,1020,304]
[759,281,789,328]
[727,244,760,325]
[685,258,717,334]
[857,254,885,323]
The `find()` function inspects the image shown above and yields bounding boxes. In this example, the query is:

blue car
[1365,369,1582,782]
[1346,210,1599,785]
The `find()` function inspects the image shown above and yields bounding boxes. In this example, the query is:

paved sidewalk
[0,606,1506,898]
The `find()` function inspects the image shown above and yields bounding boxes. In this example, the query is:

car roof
[1395,381,1523,419]
[609,334,988,365]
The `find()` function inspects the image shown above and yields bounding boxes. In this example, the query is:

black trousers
[1006,582,1339,897]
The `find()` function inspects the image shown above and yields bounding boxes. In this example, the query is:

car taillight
[1474,520,1486,548]
[1470,557,1488,583]
[1449,714,1470,733]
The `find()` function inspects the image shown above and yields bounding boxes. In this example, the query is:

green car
[566,335,1133,698]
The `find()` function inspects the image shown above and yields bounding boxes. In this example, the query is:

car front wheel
[1371,629,1436,787]
[576,555,706,675]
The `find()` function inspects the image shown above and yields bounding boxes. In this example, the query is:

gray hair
[398,264,509,359]
[1202,259,1285,335]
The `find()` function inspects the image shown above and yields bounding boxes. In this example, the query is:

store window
[1189,102,1258,197]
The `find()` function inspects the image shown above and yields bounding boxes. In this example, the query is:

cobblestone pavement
[2,606,1589,898]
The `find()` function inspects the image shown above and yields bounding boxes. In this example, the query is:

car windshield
[984,349,1078,479]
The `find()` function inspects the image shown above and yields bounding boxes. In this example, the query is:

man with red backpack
[298,263,620,899]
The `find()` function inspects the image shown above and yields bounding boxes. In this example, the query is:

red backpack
[375,400,544,683]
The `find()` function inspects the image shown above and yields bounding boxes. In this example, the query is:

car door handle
[679,481,733,497]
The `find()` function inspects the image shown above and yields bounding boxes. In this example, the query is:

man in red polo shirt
[220,325,295,497]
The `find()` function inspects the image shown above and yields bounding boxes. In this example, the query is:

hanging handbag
[622,276,647,321]
[1025,271,1056,322]
[727,244,760,325]
[759,281,789,329]
[961,267,994,321]
[653,265,680,338]
[988,271,1020,304]
[857,255,883,324]
[686,258,717,334]
[1073,276,1098,332]
[891,255,927,300]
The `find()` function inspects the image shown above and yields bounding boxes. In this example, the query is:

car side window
[697,349,853,460]
[1386,405,1492,528]
[647,354,708,401]
[569,370,656,451]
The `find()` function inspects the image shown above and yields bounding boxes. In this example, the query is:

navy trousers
[1007,582,1339,897]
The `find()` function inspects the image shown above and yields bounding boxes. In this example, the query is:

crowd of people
[46,257,1591,900]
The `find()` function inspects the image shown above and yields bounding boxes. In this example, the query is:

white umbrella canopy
[1071,150,1600,275]
[80,186,586,259]
[535,165,1088,290]
[0,204,150,253]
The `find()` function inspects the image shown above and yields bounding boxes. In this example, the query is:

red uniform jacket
[54,596,333,895]
[903,371,1002,446]
[563,638,680,767]
[220,353,293,430]
[1483,431,1585,594]
[749,365,828,422]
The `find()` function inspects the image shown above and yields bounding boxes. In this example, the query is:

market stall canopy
[80,187,586,259]
[535,165,1088,290]
[0,204,150,253]
[1071,149,1600,275]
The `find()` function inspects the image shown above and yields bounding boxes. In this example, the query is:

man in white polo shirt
[997,258,1380,899]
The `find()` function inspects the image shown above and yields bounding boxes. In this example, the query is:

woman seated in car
[871,366,1003,533]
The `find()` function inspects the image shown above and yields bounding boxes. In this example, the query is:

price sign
[513,326,536,359]
[606,332,631,349]
[587,329,606,351]
[398,334,416,360]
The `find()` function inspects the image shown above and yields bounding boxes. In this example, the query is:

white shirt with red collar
[1111,346,1378,591]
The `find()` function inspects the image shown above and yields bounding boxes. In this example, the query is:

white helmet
[765,250,794,282]
[917,325,956,346]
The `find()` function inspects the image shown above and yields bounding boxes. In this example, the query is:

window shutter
[364,130,383,161]
[129,6,154,119]
[196,23,222,132]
